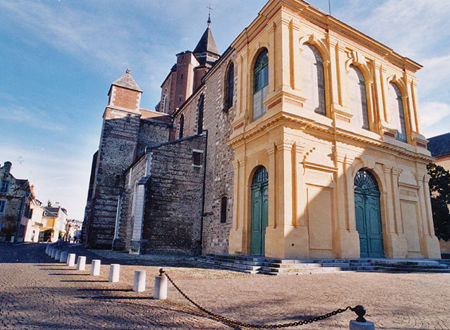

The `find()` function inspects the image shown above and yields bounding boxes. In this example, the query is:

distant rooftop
[428,132,450,158]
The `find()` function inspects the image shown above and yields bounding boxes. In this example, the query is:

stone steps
[193,254,450,275]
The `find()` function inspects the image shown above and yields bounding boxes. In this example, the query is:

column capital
[275,139,294,152]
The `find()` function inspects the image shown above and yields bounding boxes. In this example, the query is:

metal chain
[160,269,360,329]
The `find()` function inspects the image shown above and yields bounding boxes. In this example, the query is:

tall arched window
[224,62,234,111]
[220,196,227,223]
[162,94,168,113]
[197,94,204,134]
[348,65,369,130]
[253,49,268,120]
[179,114,184,139]
[301,44,326,115]
[388,83,407,142]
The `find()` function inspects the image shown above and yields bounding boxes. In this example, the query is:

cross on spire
[207,5,213,27]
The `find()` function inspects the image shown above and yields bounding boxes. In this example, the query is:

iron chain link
[160,269,360,329]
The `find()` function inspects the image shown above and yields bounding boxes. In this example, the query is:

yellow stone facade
[227,0,441,259]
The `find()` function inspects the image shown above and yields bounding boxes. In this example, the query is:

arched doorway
[250,166,268,255]
[354,169,384,258]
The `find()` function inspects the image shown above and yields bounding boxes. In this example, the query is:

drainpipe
[200,129,208,254]
[112,192,122,250]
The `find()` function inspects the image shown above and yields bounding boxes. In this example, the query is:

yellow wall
[227,0,440,259]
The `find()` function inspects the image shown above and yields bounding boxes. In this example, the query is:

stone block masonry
[141,135,206,255]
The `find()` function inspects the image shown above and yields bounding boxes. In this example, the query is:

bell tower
[83,69,143,248]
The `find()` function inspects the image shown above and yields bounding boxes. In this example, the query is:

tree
[47,200,52,207]
[427,163,450,241]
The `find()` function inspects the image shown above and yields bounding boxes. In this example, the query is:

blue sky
[0,0,449,220]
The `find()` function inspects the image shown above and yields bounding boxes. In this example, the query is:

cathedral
[83,0,441,259]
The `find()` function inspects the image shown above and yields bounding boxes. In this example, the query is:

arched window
[252,166,268,185]
[388,83,407,142]
[220,196,227,223]
[179,114,184,139]
[354,169,379,192]
[348,65,369,130]
[162,94,168,113]
[301,44,326,115]
[224,62,234,111]
[253,49,268,120]
[197,94,204,134]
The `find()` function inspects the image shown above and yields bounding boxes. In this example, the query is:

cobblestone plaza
[0,243,449,329]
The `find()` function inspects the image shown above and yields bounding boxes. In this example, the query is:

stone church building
[83,0,441,259]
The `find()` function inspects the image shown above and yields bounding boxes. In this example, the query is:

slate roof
[427,132,450,157]
[112,69,143,92]
[193,27,219,56]
[43,207,60,217]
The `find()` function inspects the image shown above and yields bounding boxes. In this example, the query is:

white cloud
[0,105,65,131]
[417,55,450,97]
[352,0,450,59]
[419,102,450,137]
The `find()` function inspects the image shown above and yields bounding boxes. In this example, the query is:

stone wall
[136,120,171,159]
[201,56,237,254]
[173,52,237,255]
[142,135,206,255]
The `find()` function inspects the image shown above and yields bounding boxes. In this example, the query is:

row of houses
[0,161,80,243]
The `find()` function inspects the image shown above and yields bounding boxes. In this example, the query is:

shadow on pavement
[60,279,109,283]
[78,288,131,292]
[40,268,79,271]
[90,295,154,300]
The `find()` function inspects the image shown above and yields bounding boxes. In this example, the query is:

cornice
[228,111,432,163]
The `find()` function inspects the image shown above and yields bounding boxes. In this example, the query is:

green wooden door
[354,170,384,258]
[250,167,268,256]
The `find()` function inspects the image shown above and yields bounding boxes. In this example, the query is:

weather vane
[207,4,213,27]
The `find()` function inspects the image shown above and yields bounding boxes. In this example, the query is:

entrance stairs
[192,254,450,275]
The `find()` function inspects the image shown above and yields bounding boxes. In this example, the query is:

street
[0,244,449,329]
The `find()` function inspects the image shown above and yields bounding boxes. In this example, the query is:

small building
[65,219,83,242]
[41,206,68,242]
[0,161,36,242]
[24,196,44,243]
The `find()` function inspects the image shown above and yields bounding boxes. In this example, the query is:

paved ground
[0,243,449,329]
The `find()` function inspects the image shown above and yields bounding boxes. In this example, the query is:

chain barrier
[159,268,367,329]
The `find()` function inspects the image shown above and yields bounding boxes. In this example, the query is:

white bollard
[133,270,146,292]
[45,245,49,255]
[153,275,168,300]
[49,247,54,258]
[67,253,76,267]
[109,264,120,282]
[76,256,86,271]
[90,259,101,276]
[55,250,61,260]
[59,251,68,263]
[10,236,14,243]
